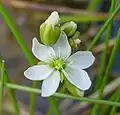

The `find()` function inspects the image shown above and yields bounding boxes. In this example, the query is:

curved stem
[88,4,120,51]
[1,82,120,107]
[92,1,117,114]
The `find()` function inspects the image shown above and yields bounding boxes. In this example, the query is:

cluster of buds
[39,11,79,46]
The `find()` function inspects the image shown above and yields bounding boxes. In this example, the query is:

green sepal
[60,72,65,83]
[40,23,61,46]
[65,80,84,97]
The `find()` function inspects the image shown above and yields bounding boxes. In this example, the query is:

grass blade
[0,60,5,115]
[0,2,60,115]
[0,56,20,115]
[88,4,120,51]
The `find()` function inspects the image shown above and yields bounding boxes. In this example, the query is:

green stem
[0,3,36,65]
[0,2,59,115]
[29,81,38,115]
[96,0,116,90]
[47,108,53,115]
[94,30,120,114]
[109,93,120,115]
[0,2,37,115]
[88,4,120,51]
[47,84,66,115]
[91,1,117,115]
[48,97,60,115]
[0,82,119,107]
[0,56,20,115]
[99,29,120,99]
[101,90,120,115]
[0,60,5,115]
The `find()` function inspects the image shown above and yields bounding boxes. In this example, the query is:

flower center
[50,58,66,71]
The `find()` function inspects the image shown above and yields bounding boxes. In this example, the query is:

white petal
[24,65,54,80]
[32,37,55,62]
[63,67,91,90]
[67,51,95,69]
[45,11,60,26]
[53,32,71,59]
[41,71,60,97]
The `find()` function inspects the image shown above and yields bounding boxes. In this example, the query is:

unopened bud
[61,21,77,37]
[69,31,81,49]
[40,11,61,45]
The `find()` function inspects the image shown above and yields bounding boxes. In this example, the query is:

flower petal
[41,71,60,97]
[24,65,54,80]
[45,11,60,27]
[32,37,55,62]
[67,51,95,69]
[63,67,91,90]
[53,32,71,59]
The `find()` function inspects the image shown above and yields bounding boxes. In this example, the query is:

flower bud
[69,31,81,49]
[40,11,61,45]
[61,21,77,37]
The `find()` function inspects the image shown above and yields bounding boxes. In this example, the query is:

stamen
[48,53,56,63]
[49,57,66,71]
[67,61,74,65]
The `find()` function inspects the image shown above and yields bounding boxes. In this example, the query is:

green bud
[40,23,60,45]
[69,31,81,49]
[61,21,77,37]
[65,80,84,97]
[40,11,61,46]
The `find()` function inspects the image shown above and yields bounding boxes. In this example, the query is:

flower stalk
[1,82,120,107]
[0,60,5,115]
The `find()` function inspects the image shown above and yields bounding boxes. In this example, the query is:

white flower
[24,32,95,97]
